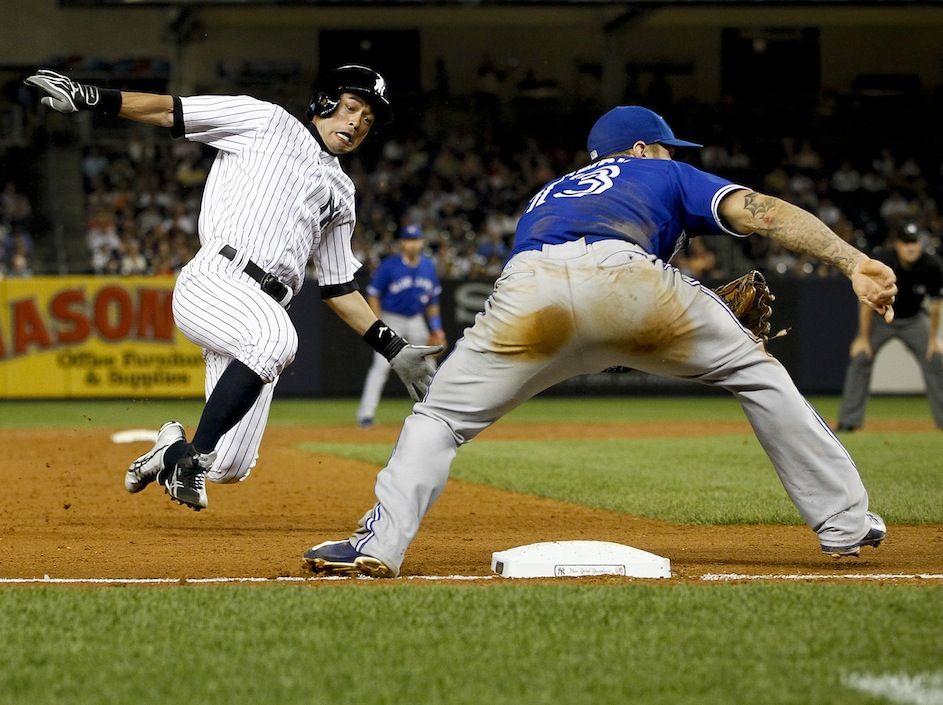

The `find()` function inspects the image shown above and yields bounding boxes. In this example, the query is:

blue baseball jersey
[512,157,748,261]
[367,254,442,316]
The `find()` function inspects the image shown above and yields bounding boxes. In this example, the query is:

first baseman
[25,65,442,511]
[357,224,446,428]
[303,106,897,578]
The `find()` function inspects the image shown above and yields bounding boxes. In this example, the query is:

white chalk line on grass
[702,573,943,582]
[843,672,943,705]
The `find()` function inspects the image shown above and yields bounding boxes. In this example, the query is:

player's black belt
[219,245,293,308]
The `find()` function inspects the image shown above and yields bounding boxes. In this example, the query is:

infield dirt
[3,423,941,583]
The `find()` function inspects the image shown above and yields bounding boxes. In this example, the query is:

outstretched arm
[25,69,174,127]
[119,93,175,127]
[719,189,897,322]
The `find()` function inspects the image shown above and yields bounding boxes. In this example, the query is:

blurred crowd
[674,139,943,280]
[70,123,943,285]
[2,58,941,282]
[0,180,34,278]
[83,134,203,276]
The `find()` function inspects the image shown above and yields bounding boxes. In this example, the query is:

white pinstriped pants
[172,244,298,483]
[350,238,875,575]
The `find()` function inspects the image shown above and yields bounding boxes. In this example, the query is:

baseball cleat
[356,417,375,429]
[820,512,887,557]
[303,540,394,578]
[161,445,216,511]
[125,421,186,493]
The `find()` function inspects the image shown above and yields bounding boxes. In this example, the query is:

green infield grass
[0,394,935,428]
[2,397,940,705]
[301,430,942,524]
[1,584,940,705]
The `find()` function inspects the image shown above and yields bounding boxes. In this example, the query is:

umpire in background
[837,222,943,430]
[357,224,446,428]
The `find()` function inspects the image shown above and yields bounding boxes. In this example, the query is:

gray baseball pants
[348,239,876,575]
[838,311,943,429]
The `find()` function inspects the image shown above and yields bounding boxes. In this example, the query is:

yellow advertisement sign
[0,276,204,398]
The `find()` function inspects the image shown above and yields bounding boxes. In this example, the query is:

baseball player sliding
[25,65,442,511]
[357,224,446,428]
[303,106,897,578]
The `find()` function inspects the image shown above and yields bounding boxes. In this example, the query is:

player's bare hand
[390,344,444,401]
[24,69,102,113]
[849,335,873,359]
[851,258,897,323]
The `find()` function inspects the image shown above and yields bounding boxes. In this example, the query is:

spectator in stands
[880,191,915,222]
[8,249,32,277]
[817,198,843,229]
[872,148,896,177]
[82,147,109,182]
[120,235,148,275]
[793,140,823,171]
[1,181,32,225]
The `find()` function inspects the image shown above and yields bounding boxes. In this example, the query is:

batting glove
[389,344,444,402]
[24,69,121,114]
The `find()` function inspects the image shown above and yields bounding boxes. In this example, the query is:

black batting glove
[24,69,121,114]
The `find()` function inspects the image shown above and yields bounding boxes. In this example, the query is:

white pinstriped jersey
[180,94,360,293]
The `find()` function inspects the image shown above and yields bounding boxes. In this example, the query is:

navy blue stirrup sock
[161,360,266,476]
[162,439,189,475]
[161,361,264,473]
[191,360,265,454]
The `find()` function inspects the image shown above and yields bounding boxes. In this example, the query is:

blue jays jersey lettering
[512,157,747,261]
[368,255,442,316]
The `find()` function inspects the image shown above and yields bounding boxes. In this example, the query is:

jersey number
[526,164,621,213]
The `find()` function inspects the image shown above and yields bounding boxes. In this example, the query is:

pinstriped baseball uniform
[172,95,360,482]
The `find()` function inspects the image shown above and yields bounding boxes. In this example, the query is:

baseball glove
[713,270,788,345]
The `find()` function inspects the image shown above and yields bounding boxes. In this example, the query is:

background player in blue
[304,105,898,578]
[357,225,446,428]
[837,222,943,430]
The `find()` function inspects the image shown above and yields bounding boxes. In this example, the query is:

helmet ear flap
[306,92,339,121]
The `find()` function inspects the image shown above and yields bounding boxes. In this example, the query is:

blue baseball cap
[587,106,702,160]
[399,224,424,239]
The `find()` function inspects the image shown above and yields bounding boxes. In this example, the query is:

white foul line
[1,573,940,585]
[701,573,943,582]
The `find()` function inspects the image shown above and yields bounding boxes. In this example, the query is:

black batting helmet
[307,64,393,125]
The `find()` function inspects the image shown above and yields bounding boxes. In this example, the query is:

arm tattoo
[742,192,775,221]
[750,193,862,276]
